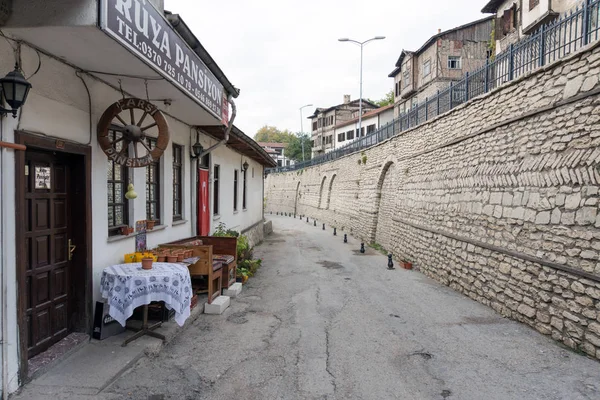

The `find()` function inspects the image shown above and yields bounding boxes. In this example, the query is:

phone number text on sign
[101,0,225,119]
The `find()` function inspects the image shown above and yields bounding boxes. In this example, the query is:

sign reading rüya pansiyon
[100,0,228,122]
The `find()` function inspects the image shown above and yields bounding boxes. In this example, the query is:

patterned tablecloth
[100,262,192,327]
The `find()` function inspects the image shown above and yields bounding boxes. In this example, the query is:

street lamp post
[299,103,313,162]
[338,36,385,139]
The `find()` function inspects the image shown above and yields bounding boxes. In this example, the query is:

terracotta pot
[146,220,155,230]
[157,255,166,262]
[403,261,413,270]
[177,253,185,262]
[186,250,193,258]
[120,226,132,235]
[167,255,178,263]
[141,258,153,270]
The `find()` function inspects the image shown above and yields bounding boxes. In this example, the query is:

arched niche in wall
[326,174,337,210]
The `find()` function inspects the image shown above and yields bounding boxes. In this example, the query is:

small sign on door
[34,167,51,189]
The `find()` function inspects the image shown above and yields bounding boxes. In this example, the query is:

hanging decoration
[125,183,138,200]
[97,98,170,168]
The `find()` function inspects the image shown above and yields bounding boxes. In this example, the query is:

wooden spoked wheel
[97,98,170,168]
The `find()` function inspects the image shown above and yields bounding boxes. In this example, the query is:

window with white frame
[448,56,461,69]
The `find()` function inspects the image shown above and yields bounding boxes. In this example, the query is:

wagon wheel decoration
[97,98,170,168]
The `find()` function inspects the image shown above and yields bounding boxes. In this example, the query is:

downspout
[1,118,8,400]
[198,95,236,158]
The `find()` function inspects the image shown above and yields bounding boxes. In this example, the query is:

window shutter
[502,9,512,35]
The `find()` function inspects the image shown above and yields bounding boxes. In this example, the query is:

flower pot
[242,275,249,284]
[146,220,155,230]
[176,253,185,262]
[186,250,193,258]
[157,255,166,262]
[166,255,178,263]
[403,261,413,270]
[141,258,153,270]
[121,226,133,235]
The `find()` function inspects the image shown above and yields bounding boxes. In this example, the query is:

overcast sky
[164,0,488,138]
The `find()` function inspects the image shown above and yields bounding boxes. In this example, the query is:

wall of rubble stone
[265,41,600,359]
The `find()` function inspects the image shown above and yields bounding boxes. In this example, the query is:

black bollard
[314,220,316,227]
[322,223,325,230]
[344,234,347,243]
[306,217,309,222]
[333,228,337,236]
[360,243,365,253]
[388,254,395,270]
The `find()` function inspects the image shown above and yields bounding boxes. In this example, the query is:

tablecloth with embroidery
[100,262,192,327]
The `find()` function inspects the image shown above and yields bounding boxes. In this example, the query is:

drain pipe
[1,118,8,400]
[198,95,236,159]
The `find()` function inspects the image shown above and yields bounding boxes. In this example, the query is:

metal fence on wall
[267,0,600,174]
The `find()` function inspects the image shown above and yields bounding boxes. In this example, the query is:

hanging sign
[99,0,229,122]
[97,98,170,168]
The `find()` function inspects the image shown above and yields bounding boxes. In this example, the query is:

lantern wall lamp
[242,160,249,172]
[0,64,32,118]
[190,130,204,159]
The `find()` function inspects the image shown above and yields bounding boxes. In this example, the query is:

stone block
[518,304,536,318]
[535,211,551,225]
[571,281,585,293]
[223,282,243,298]
[204,296,231,315]
[551,208,561,224]
[576,207,597,225]
[565,193,581,210]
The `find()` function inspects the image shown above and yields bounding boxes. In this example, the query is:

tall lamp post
[338,36,385,139]
[299,103,313,162]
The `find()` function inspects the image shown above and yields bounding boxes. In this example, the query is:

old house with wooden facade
[388,16,494,118]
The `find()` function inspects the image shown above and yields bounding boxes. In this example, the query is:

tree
[254,125,296,143]
[286,133,312,162]
[368,90,394,107]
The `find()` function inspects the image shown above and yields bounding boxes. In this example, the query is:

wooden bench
[159,240,222,304]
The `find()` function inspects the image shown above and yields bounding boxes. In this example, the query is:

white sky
[164,0,488,137]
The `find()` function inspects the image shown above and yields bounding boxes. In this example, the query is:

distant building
[309,95,378,157]
[332,105,394,151]
[388,17,494,118]
[482,0,580,54]
[258,142,295,167]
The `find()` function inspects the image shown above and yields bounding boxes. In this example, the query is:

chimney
[343,94,351,104]
[438,28,441,33]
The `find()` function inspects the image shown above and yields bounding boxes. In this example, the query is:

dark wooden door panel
[24,150,74,358]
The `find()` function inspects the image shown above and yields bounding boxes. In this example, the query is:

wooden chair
[197,236,238,289]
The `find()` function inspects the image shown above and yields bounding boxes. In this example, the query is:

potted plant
[146,220,156,230]
[402,260,413,270]
[166,252,178,263]
[141,257,153,270]
[120,226,133,235]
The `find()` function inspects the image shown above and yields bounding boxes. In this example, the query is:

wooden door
[24,150,73,358]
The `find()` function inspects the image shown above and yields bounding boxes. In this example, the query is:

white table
[100,262,193,346]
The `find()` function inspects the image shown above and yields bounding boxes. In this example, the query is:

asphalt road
[104,215,600,400]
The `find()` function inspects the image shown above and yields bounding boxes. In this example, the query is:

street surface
[103,215,600,400]
[19,216,600,400]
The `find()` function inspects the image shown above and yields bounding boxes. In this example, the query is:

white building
[0,0,275,394]
[332,105,394,151]
[258,142,295,167]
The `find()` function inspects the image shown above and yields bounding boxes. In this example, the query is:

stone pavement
[13,216,600,399]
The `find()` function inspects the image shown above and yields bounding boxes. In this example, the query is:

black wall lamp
[242,160,249,172]
[0,65,32,118]
[191,131,204,159]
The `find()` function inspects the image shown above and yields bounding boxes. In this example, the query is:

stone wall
[265,41,600,359]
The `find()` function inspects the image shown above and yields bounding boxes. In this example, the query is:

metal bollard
[360,243,365,253]
[333,228,337,236]
[344,234,347,243]
[322,223,325,230]
[314,220,316,227]
[388,254,394,270]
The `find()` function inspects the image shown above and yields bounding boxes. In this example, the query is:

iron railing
[267,0,600,174]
